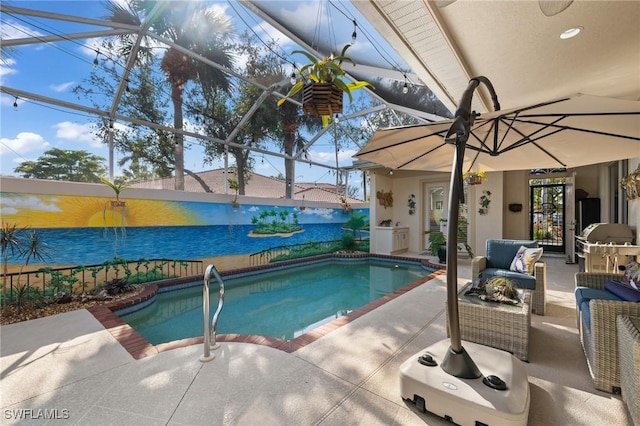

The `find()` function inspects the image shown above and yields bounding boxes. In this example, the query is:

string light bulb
[290,70,296,85]
[13,97,18,110]
[93,50,100,69]
[402,73,409,94]
[351,20,358,44]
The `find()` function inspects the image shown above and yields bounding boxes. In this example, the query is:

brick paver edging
[88,254,445,359]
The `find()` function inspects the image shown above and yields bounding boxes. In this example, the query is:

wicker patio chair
[575,272,640,393]
[471,239,547,315]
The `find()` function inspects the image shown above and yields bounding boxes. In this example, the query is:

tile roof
[130,168,363,203]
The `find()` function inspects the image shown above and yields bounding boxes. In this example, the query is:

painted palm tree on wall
[105,0,236,190]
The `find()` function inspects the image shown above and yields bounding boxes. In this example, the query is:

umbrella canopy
[355,94,640,173]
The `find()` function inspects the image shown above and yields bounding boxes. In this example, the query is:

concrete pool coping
[87,253,445,359]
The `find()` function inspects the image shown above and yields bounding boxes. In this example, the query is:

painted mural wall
[0,177,369,266]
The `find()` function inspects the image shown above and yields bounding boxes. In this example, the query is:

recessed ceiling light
[560,26,583,40]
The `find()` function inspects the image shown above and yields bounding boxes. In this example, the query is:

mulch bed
[0,286,145,325]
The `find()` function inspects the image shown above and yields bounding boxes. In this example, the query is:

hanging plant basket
[302,83,343,117]
[466,175,482,185]
[464,171,487,185]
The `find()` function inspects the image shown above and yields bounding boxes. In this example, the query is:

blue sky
[0,1,409,196]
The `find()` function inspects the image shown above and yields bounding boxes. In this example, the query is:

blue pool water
[120,258,434,344]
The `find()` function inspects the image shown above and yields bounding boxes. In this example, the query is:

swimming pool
[119,258,435,345]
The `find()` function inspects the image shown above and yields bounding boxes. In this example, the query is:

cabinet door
[399,231,408,250]
[393,230,409,251]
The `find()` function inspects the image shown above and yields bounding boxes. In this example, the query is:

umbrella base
[400,339,530,426]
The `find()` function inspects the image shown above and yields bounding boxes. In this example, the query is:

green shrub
[341,232,356,250]
[102,278,133,295]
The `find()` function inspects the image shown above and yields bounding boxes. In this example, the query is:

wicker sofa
[574,272,640,393]
[471,239,547,315]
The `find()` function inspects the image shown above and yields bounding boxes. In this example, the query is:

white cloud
[310,148,357,166]
[252,23,296,55]
[0,60,17,87]
[1,194,62,212]
[302,207,334,220]
[281,3,329,33]
[0,58,17,83]
[206,3,230,17]
[50,81,75,92]
[112,121,130,134]
[0,207,18,215]
[52,121,103,148]
[0,132,50,155]
[2,19,43,40]
[80,38,103,58]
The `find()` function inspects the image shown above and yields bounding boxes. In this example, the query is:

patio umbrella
[355,77,640,378]
[355,93,640,174]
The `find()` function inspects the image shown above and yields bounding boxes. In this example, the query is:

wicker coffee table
[446,282,532,361]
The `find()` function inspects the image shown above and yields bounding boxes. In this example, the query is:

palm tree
[274,89,322,199]
[105,0,236,190]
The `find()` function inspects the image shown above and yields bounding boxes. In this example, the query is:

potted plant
[277,44,373,126]
[425,216,474,263]
[463,171,487,185]
[100,177,130,207]
[425,231,447,263]
[228,178,240,208]
[100,177,130,258]
[340,196,352,214]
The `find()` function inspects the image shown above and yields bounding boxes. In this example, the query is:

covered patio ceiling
[352,0,640,113]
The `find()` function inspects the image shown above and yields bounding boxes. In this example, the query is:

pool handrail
[199,264,225,362]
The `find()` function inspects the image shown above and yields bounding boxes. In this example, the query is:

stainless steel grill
[575,223,639,273]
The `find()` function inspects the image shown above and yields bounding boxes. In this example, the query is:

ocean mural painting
[0,192,370,265]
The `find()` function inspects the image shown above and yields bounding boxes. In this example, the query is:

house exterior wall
[469,171,504,257]
[367,158,638,258]
[503,170,530,241]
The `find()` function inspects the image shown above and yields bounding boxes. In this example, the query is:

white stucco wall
[368,158,637,258]
[469,171,504,257]
[502,170,530,241]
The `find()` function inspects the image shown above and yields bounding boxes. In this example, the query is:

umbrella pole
[440,77,500,378]
[440,132,482,378]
